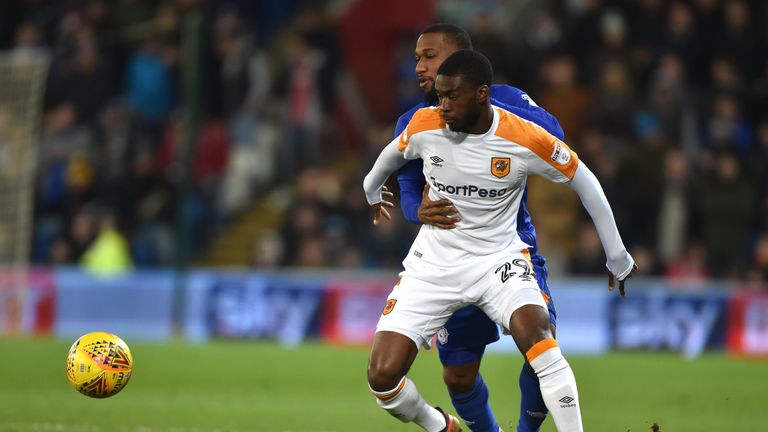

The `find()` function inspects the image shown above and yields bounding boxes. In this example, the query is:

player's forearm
[398,178,423,224]
[569,163,635,279]
[397,161,426,224]
[363,139,408,205]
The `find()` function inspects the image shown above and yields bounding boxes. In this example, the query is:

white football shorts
[376,248,549,349]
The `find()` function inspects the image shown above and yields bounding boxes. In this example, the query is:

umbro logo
[430,156,444,167]
[559,396,576,408]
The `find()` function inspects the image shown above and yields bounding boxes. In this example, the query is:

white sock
[527,339,583,432]
[370,376,447,431]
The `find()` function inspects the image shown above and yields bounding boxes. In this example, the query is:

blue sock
[450,373,500,432]
[517,363,548,432]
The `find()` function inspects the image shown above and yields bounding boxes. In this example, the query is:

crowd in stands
[1,0,766,283]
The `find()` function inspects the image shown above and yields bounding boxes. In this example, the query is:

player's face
[435,74,486,133]
[414,33,460,103]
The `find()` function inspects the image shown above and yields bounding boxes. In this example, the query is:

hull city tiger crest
[382,299,397,315]
[491,157,511,178]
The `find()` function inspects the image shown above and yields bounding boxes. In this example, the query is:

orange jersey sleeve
[398,107,445,152]
[494,108,579,180]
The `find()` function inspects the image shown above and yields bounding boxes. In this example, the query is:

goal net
[0,50,49,333]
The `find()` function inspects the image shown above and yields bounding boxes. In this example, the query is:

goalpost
[0,50,49,333]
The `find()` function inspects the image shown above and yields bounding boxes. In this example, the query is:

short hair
[437,49,493,89]
[421,23,473,50]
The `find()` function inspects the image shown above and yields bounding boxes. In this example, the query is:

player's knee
[367,358,406,392]
[510,305,554,354]
[520,332,555,357]
[442,363,478,394]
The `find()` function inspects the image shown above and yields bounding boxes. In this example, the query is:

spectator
[249,230,284,269]
[125,38,176,128]
[617,117,667,249]
[718,0,761,81]
[538,55,591,139]
[704,95,754,156]
[695,153,756,277]
[751,232,768,283]
[657,149,691,268]
[276,33,324,183]
[4,0,764,281]
[665,242,710,284]
[80,208,133,275]
[592,60,635,140]
[568,223,609,276]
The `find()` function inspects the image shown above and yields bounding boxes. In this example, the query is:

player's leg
[368,331,454,430]
[438,307,502,432]
[516,264,556,432]
[368,274,462,431]
[516,323,555,432]
[478,252,582,431]
[509,305,581,432]
[444,361,500,432]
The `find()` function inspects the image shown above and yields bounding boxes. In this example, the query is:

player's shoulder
[493,105,562,151]
[494,106,578,176]
[396,102,427,127]
[398,107,444,152]
[493,106,541,142]
[490,84,525,99]
[490,84,539,109]
[406,106,444,136]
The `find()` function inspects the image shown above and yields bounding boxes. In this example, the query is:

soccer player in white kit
[363,50,636,432]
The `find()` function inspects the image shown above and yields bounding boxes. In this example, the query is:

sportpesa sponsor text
[429,176,508,198]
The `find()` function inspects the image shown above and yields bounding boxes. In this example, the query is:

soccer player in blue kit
[394,24,563,432]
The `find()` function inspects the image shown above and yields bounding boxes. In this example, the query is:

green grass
[0,338,766,432]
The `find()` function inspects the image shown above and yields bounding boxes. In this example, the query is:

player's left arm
[521,122,636,294]
[568,163,637,295]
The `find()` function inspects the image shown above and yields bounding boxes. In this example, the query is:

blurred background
[0,0,766,279]
[0,0,768,418]
[1,0,768,352]
[0,0,768,430]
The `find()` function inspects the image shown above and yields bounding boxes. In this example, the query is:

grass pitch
[0,338,766,432]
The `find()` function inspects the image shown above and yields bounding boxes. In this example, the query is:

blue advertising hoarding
[55,268,175,341]
[609,289,729,358]
[184,271,325,346]
[21,268,754,357]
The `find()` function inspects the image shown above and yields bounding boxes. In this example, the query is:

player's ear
[476,85,489,104]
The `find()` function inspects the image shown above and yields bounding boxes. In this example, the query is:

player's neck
[466,105,494,135]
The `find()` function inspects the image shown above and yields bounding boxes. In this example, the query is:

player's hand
[371,186,395,225]
[417,184,461,229]
[608,264,638,297]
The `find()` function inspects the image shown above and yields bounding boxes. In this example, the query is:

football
[65,332,133,398]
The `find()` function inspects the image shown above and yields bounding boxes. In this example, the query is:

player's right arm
[363,125,424,224]
[391,106,460,228]
[394,110,427,225]
[395,109,460,228]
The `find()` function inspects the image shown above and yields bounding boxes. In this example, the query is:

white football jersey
[398,105,579,266]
